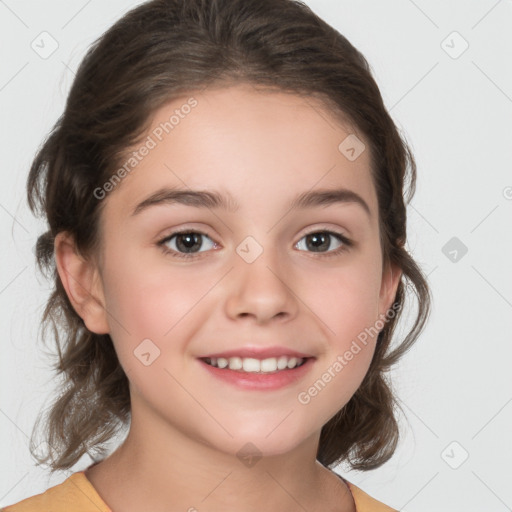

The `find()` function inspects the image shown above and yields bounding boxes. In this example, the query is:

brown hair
[27,0,431,473]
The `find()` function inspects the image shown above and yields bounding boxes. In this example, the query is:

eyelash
[156,228,353,260]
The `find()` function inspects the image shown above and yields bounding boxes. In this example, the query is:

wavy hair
[27,0,431,473]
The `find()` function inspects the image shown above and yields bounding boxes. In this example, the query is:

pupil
[307,232,329,252]
[177,233,201,252]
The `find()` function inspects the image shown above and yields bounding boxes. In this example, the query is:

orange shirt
[1,471,396,512]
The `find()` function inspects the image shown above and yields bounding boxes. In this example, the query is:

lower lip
[198,358,315,390]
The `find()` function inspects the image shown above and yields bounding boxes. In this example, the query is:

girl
[2,0,431,510]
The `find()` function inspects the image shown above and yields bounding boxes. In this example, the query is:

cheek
[100,250,212,363]
[301,256,382,391]
[296,273,381,421]
[311,257,383,343]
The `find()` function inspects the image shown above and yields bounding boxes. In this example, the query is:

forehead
[103,83,377,222]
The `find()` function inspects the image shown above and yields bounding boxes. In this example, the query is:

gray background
[1,1,511,511]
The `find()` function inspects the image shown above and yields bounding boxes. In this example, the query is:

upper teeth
[205,356,305,373]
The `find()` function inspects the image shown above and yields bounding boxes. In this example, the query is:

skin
[55,83,401,512]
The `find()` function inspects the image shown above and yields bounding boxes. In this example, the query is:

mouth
[196,346,317,390]
[200,355,311,374]
[197,355,315,390]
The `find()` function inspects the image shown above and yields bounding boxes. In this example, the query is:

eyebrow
[130,186,371,218]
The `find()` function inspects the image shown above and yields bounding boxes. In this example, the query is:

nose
[224,249,299,325]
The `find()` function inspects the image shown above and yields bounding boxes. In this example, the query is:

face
[77,83,400,459]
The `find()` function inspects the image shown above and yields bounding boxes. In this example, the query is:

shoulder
[345,480,398,512]
[1,472,111,512]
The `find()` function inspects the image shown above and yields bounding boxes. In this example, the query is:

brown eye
[158,230,217,259]
[295,231,352,257]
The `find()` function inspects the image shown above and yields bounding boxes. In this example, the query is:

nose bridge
[224,234,298,323]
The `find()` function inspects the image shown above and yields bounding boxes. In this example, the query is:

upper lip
[198,346,315,360]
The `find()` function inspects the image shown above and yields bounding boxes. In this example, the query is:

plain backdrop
[1,1,511,511]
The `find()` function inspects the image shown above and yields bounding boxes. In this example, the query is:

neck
[85,403,355,512]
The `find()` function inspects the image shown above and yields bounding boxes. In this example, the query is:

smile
[197,356,315,391]
[202,355,307,373]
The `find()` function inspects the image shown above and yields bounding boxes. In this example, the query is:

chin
[201,421,313,461]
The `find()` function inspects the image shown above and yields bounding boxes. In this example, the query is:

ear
[378,261,402,318]
[54,231,110,334]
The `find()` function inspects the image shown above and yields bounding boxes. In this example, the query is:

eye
[295,230,352,257]
[157,229,352,260]
[157,230,217,259]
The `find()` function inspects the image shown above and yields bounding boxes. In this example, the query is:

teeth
[217,357,229,369]
[243,358,260,372]
[287,357,298,368]
[204,355,306,373]
[277,356,288,370]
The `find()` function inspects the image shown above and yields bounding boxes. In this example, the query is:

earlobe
[54,232,110,334]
